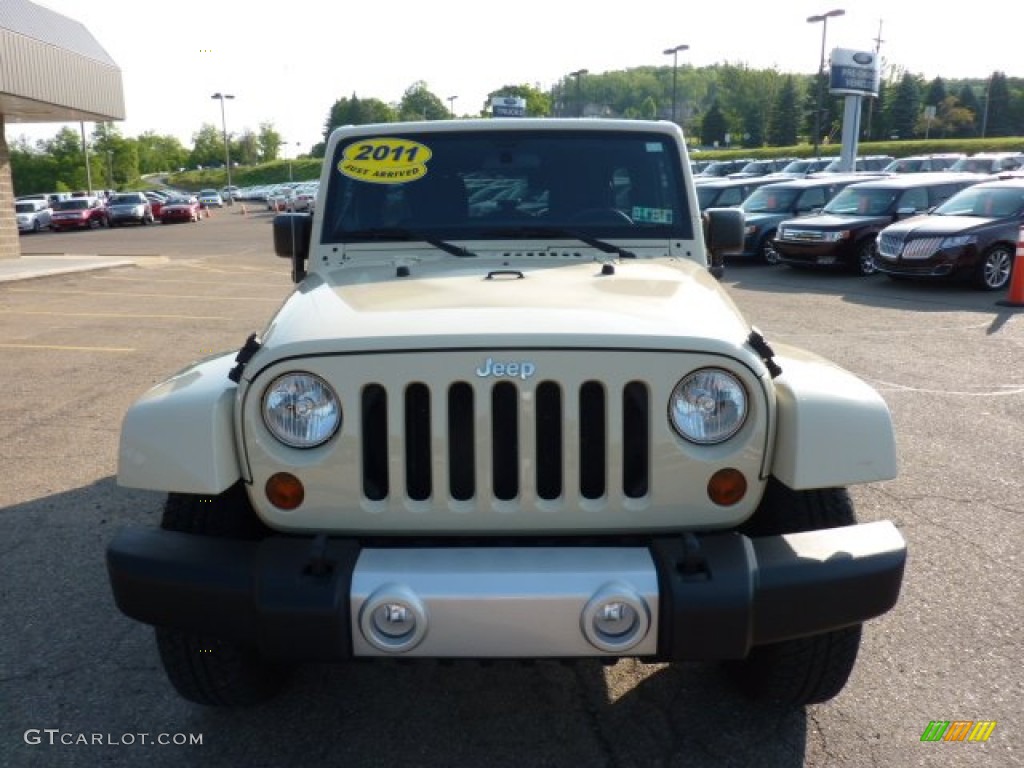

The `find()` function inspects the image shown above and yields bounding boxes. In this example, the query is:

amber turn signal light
[707,468,747,506]
[266,472,305,510]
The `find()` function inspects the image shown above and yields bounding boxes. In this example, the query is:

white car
[15,200,52,233]
[198,189,224,208]
[107,118,907,709]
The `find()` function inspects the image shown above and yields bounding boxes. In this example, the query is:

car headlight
[822,230,851,242]
[668,369,748,445]
[940,234,976,249]
[745,224,759,235]
[262,372,341,448]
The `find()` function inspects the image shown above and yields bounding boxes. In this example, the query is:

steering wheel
[567,208,634,225]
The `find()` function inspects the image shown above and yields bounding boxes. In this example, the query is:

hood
[783,213,889,230]
[881,214,1002,237]
[255,257,752,361]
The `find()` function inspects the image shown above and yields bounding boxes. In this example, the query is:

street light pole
[807,9,844,157]
[569,69,588,117]
[211,92,235,203]
[447,95,457,118]
[662,44,689,124]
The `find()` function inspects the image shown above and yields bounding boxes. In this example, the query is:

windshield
[15,203,37,213]
[110,195,141,205]
[741,187,799,213]
[823,186,898,216]
[323,129,693,244]
[932,186,1024,218]
[949,158,995,174]
[885,159,925,173]
[56,199,90,211]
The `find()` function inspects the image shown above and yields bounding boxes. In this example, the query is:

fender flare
[118,353,241,494]
[770,344,897,489]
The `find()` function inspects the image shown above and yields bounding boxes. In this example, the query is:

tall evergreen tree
[767,76,799,147]
[886,73,923,139]
[700,102,727,147]
[925,77,947,107]
[957,84,982,137]
[983,72,1012,137]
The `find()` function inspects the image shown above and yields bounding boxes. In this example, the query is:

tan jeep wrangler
[107,118,906,707]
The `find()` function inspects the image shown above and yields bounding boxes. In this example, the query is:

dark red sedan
[159,195,202,224]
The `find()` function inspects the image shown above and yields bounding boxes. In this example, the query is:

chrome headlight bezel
[261,371,341,449]
[668,368,748,445]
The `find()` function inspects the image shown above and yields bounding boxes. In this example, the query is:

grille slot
[447,383,475,501]
[359,379,651,506]
[491,382,519,500]
[361,384,388,501]
[579,381,607,499]
[404,384,431,501]
[622,381,650,498]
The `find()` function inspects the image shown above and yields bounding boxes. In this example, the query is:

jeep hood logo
[476,357,536,380]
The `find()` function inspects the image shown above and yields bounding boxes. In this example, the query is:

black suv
[737,175,877,263]
[772,173,981,275]
[728,158,798,179]
[695,176,782,211]
[695,159,752,180]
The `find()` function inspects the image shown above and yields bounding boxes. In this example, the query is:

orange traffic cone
[996,225,1024,308]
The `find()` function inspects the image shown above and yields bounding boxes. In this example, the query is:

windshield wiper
[344,227,476,258]
[489,226,637,259]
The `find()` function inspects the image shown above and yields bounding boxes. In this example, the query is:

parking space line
[89,275,287,288]
[0,343,135,352]
[7,288,281,302]
[0,310,229,320]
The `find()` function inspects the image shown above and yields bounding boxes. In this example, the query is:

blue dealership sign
[829,49,880,97]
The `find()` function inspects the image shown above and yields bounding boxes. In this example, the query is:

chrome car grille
[878,233,946,260]
[778,228,824,242]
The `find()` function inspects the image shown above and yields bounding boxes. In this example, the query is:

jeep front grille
[359,380,650,504]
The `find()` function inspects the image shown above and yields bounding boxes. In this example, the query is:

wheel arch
[769,343,897,489]
[118,352,242,493]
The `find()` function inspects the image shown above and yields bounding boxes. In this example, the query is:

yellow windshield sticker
[338,138,432,184]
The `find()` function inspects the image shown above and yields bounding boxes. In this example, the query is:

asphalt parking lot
[1,210,1021,768]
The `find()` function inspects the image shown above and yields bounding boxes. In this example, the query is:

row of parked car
[13,188,218,233]
[720,169,1024,291]
[693,151,1024,181]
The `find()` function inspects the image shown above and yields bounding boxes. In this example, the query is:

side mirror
[702,207,745,279]
[273,213,312,283]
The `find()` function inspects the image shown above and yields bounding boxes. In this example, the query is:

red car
[159,195,202,224]
[50,197,109,231]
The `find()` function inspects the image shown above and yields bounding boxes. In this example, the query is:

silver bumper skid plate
[107,521,906,660]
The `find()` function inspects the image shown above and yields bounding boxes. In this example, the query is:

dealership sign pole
[829,49,880,172]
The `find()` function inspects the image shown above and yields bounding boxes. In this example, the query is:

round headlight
[669,369,747,444]
[262,372,341,448]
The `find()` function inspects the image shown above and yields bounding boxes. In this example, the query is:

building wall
[0,115,18,260]
[0,27,125,122]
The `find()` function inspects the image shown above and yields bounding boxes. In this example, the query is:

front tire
[724,479,863,706]
[759,233,780,265]
[853,238,878,276]
[153,485,290,706]
[974,244,1013,291]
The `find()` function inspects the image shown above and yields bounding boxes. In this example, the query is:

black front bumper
[106,522,906,661]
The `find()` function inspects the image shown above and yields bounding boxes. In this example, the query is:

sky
[5,0,1019,152]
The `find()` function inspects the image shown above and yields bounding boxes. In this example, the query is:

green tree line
[10,64,1023,195]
